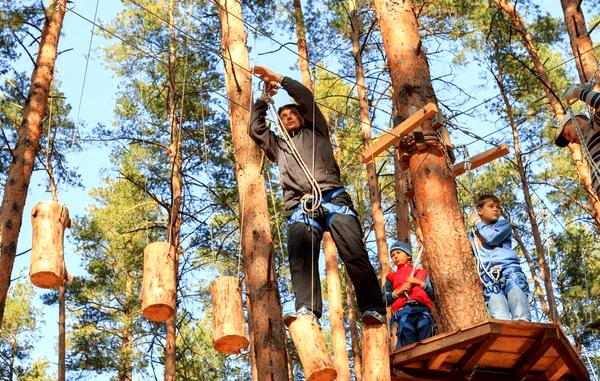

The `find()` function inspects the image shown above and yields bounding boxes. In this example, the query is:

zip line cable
[70,2,600,154]
[72,0,100,144]
[67,3,600,240]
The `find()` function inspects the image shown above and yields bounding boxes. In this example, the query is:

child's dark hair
[476,194,500,208]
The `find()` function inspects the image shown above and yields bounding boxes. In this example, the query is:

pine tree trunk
[560,0,599,84]
[0,0,68,325]
[323,234,350,380]
[493,0,600,233]
[349,0,391,284]
[217,1,289,378]
[165,1,182,378]
[494,59,559,322]
[292,0,312,91]
[120,275,133,381]
[372,0,487,332]
[345,275,362,381]
[58,281,66,381]
[394,152,411,244]
[8,335,16,381]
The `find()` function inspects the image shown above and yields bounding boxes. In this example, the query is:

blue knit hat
[389,241,412,259]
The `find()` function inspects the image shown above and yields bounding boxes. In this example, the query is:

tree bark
[345,274,362,381]
[493,0,600,232]
[560,0,599,84]
[349,0,391,284]
[119,274,133,381]
[58,281,66,381]
[164,1,182,378]
[323,234,350,380]
[292,0,312,92]
[217,1,289,379]
[372,0,487,332]
[493,57,559,322]
[0,0,68,325]
[394,152,411,245]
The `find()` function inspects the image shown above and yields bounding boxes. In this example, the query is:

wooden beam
[452,144,509,176]
[513,329,558,378]
[551,331,591,381]
[457,332,500,373]
[362,103,438,164]
[390,323,492,366]
[544,358,568,381]
[427,352,450,370]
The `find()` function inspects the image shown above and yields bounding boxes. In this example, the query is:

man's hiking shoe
[362,310,385,325]
[283,307,318,326]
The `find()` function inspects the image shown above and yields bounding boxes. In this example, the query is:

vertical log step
[363,324,391,380]
[141,242,176,322]
[286,315,337,381]
[30,201,70,288]
[210,276,249,354]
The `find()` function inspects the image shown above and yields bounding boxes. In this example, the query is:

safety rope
[260,82,323,214]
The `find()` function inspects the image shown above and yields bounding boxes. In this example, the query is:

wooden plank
[551,331,590,381]
[458,332,500,372]
[544,358,568,381]
[452,144,509,176]
[362,103,438,164]
[513,329,559,378]
[427,352,450,370]
[390,322,492,367]
[479,351,521,368]
[491,336,533,353]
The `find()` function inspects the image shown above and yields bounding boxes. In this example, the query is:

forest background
[0,0,599,380]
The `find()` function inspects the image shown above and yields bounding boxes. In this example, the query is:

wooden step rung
[362,103,438,164]
[452,144,509,176]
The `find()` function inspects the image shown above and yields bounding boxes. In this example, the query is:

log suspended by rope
[210,276,249,354]
[452,144,510,176]
[285,315,337,381]
[141,242,176,322]
[362,103,438,164]
[30,201,70,288]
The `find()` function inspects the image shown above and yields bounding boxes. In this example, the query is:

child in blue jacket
[468,194,530,321]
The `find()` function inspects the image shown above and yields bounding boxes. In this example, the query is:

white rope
[261,83,323,214]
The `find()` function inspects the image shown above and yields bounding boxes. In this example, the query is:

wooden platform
[390,320,589,381]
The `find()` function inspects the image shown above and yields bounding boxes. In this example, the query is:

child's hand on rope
[252,66,283,84]
[468,212,480,227]
[392,282,411,298]
[407,276,424,288]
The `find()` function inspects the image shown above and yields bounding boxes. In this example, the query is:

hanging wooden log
[30,201,70,288]
[210,276,249,354]
[141,242,176,322]
[362,324,390,380]
[286,315,337,381]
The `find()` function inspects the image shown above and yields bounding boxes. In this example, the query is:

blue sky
[7,0,598,379]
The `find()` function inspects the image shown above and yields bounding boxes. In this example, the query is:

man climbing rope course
[248,65,387,325]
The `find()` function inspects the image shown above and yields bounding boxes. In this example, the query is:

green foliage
[0,278,44,381]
